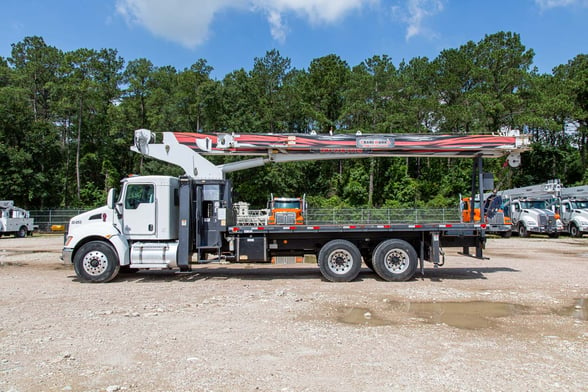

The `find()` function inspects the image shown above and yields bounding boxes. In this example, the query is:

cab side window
[125,184,154,209]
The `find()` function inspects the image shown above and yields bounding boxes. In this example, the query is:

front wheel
[73,241,120,283]
[372,239,418,282]
[518,224,529,238]
[318,239,362,282]
[570,224,582,238]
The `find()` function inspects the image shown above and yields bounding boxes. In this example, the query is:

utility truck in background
[267,195,306,225]
[0,201,36,238]
[498,180,562,238]
[557,185,588,238]
[460,194,512,237]
[62,129,530,283]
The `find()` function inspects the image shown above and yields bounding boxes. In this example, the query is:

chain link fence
[29,209,86,232]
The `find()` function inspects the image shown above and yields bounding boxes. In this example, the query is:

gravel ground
[0,234,586,392]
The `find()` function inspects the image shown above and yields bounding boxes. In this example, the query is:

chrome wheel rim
[383,249,409,274]
[82,250,109,276]
[327,249,354,275]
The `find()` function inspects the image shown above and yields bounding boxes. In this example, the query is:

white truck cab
[62,176,181,281]
[559,198,588,237]
[503,197,562,237]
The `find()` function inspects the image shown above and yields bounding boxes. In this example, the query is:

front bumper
[62,248,73,265]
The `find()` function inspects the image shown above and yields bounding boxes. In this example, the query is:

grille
[275,212,296,224]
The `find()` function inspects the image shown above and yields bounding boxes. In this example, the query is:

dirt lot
[0,234,586,392]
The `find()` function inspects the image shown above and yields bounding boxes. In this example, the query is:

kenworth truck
[558,185,588,238]
[498,180,563,238]
[62,129,529,283]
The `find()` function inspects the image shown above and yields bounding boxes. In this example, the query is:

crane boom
[132,129,530,180]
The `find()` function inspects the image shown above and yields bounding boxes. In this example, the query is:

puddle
[557,298,587,321]
[387,301,528,329]
[337,307,392,326]
[334,299,585,329]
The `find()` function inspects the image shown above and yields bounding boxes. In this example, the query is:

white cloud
[392,0,444,41]
[255,0,376,41]
[115,0,376,48]
[535,0,588,9]
[116,0,245,48]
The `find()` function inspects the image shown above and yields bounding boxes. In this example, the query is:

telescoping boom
[132,129,529,180]
[62,129,530,283]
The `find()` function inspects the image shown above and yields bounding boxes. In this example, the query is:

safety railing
[305,208,461,225]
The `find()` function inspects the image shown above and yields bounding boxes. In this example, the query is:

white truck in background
[558,185,588,238]
[0,200,36,238]
[498,180,563,238]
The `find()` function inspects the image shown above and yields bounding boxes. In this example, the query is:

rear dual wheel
[16,226,27,238]
[372,239,418,282]
[318,240,362,282]
[318,239,418,282]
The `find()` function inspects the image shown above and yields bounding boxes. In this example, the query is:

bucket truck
[557,185,588,238]
[498,180,563,237]
[0,201,36,238]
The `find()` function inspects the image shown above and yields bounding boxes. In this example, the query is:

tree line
[0,32,586,209]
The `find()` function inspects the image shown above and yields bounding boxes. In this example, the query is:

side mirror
[107,188,118,210]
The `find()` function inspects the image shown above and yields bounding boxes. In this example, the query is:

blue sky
[1,0,586,79]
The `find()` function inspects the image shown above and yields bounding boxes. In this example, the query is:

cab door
[122,183,156,237]
[561,201,572,224]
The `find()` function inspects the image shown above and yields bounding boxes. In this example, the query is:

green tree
[176,59,214,132]
[123,58,154,129]
[302,54,351,132]
[250,49,292,132]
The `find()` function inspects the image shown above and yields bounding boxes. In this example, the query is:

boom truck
[62,129,530,283]
[498,180,563,238]
[556,185,588,238]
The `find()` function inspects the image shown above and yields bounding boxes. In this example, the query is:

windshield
[520,200,547,209]
[571,200,588,209]
[273,200,301,209]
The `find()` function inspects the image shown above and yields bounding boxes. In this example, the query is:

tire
[15,226,27,238]
[372,239,418,282]
[570,224,582,238]
[318,239,362,282]
[518,224,529,238]
[499,230,512,238]
[73,241,120,283]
